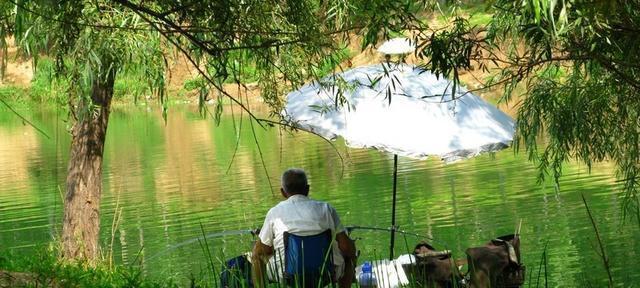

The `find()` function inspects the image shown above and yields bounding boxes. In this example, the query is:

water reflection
[0,104,639,286]
[0,124,39,196]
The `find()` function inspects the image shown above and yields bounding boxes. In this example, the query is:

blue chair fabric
[220,254,253,288]
[283,229,334,288]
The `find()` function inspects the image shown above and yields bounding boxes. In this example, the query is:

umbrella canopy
[284,63,514,163]
[377,37,416,55]
[283,61,515,260]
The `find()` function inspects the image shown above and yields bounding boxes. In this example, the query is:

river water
[1,104,638,286]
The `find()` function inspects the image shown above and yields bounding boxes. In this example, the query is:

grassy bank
[0,247,196,287]
[0,45,354,107]
[0,59,68,106]
[0,58,161,106]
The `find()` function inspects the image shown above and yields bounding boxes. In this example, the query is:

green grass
[459,2,494,27]
[113,75,153,103]
[314,47,352,78]
[432,2,494,27]
[0,58,69,105]
[0,248,185,287]
[0,57,162,106]
[467,12,492,27]
[0,85,28,102]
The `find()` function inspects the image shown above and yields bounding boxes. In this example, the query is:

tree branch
[0,98,50,139]
[121,1,265,128]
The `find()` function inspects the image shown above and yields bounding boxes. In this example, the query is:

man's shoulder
[269,196,336,213]
[314,198,336,209]
[266,199,295,215]
[308,199,340,219]
[303,197,335,209]
[266,202,285,215]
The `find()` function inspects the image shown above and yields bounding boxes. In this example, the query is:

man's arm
[251,240,273,288]
[336,231,356,288]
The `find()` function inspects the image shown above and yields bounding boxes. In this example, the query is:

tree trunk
[61,69,116,262]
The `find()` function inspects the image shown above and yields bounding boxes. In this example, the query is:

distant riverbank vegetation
[0,47,354,111]
[0,57,156,106]
[0,2,489,109]
[0,58,69,105]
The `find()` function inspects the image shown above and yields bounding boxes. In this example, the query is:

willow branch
[128,7,264,127]
[256,118,345,179]
[0,98,50,139]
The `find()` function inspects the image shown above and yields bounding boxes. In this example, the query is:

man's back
[258,194,345,281]
[252,168,355,288]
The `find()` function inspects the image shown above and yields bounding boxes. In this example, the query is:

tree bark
[61,69,116,262]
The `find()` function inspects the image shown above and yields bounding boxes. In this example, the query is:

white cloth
[258,194,346,282]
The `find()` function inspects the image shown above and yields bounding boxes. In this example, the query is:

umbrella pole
[389,154,398,260]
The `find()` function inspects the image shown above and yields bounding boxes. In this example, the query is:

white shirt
[258,194,346,281]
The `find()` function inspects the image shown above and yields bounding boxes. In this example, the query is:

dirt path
[0,38,33,87]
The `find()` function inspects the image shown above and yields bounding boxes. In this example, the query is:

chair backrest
[283,229,334,288]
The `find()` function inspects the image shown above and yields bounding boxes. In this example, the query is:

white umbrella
[377,37,416,55]
[283,62,514,259]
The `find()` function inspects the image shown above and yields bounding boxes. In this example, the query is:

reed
[531,241,548,288]
[581,193,614,288]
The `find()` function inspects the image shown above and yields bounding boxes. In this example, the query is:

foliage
[0,57,156,105]
[7,0,167,120]
[493,0,640,220]
[0,0,12,79]
[27,58,70,105]
[0,85,27,102]
[0,58,69,105]
[108,0,429,120]
[2,0,433,117]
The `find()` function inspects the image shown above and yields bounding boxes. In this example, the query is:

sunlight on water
[1,104,639,286]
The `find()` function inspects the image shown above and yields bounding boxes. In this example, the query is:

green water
[1,104,639,286]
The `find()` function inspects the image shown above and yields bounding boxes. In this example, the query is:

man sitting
[251,168,357,288]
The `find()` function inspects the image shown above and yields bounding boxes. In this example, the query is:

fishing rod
[147,225,444,261]
[146,229,258,261]
[346,225,431,240]
[345,225,452,248]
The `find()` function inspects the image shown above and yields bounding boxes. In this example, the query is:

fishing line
[345,225,449,248]
[146,229,258,261]
[147,225,447,261]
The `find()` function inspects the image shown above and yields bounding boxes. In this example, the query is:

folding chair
[283,229,335,288]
